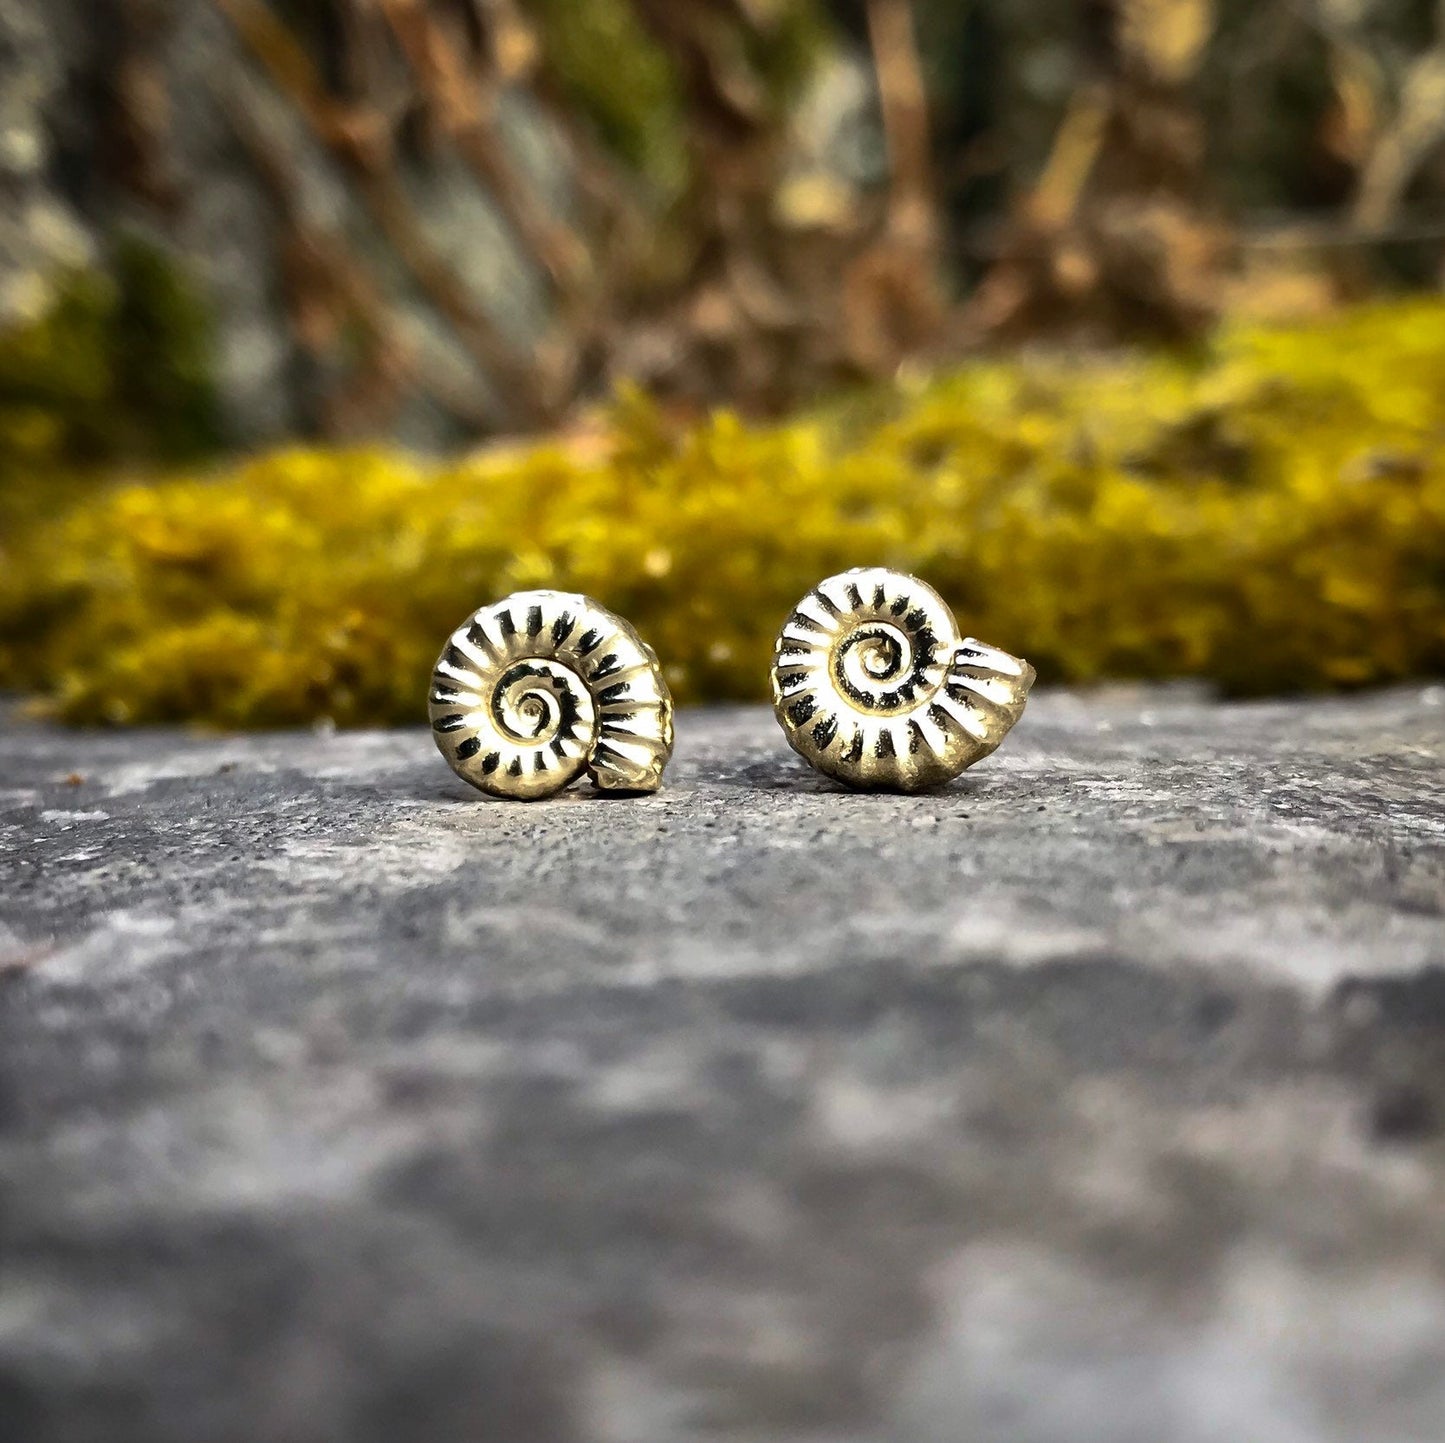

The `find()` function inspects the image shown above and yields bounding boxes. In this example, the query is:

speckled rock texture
[1,689,1443,1443]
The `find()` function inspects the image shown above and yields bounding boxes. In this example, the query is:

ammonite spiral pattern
[429,591,674,800]
[772,567,1035,791]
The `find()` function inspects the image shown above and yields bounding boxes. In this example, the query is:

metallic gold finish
[771,567,1035,791]
[429,591,674,800]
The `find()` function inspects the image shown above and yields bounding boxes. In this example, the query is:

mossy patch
[523,0,689,199]
[2,299,1443,726]
[0,237,220,530]
[523,0,827,204]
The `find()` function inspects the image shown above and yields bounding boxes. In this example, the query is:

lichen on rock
[0,237,219,508]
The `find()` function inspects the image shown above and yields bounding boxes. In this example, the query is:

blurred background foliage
[2,0,1445,721]
[4,300,1443,722]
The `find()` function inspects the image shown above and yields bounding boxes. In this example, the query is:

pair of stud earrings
[428,567,1035,800]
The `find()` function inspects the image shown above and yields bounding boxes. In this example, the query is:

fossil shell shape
[430,591,674,800]
[772,567,1035,791]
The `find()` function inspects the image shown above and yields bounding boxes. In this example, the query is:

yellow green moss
[3,299,1444,726]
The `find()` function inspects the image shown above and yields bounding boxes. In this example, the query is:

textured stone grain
[1,689,1443,1442]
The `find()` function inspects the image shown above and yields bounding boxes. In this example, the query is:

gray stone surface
[1,688,1444,1443]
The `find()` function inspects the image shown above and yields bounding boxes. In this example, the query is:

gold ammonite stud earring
[771,567,1035,792]
[429,590,674,800]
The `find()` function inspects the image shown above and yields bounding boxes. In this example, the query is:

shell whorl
[430,591,674,799]
[772,568,1035,791]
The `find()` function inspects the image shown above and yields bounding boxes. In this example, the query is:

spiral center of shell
[836,624,920,711]
[860,637,898,679]
[494,660,579,746]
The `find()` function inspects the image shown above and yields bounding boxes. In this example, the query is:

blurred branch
[864,0,938,254]
[1022,86,1110,231]
[219,77,495,435]
[377,0,601,400]
[1352,50,1445,232]
[39,0,1445,442]
[1295,0,1445,234]
[214,0,557,427]
[376,0,589,295]
[111,0,183,212]
[964,0,1224,344]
